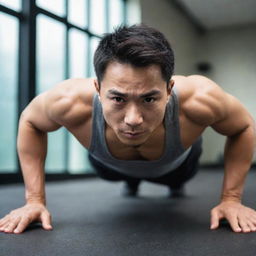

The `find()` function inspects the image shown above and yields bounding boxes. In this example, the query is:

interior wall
[140,0,200,75]
[140,0,213,163]
[197,25,256,163]
[133,0,256,164]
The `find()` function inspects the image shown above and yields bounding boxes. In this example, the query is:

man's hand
[0,203,52,234]
[210,201,256,233]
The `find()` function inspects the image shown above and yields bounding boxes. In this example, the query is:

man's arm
[186,75,256,233]
[0,83,71,234]
[209,93,256,233]
[215,118,255,203]
[18,96,60,205]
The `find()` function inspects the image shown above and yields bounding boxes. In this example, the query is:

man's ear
[167,79,175,99]
[94,79,100,94]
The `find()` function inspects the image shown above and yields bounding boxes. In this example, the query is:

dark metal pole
[18,0,37,115]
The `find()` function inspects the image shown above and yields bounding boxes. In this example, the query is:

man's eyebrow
[107,89,162,98]
[107,89,128,97]
[140,90,162,98]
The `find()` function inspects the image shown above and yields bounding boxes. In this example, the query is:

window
[109,0,125,31]
[0,0,127,177]
[36,0,65,17]
[89,0,106,35]
[0,0,21,12]
[68,28,90,174]
[89,37,101,77]
[0,13,19,173]
[69,28,88,78]
[68,0,88,28]
[36,15,66,173]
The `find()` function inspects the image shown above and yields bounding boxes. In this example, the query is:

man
[0,24,255,234]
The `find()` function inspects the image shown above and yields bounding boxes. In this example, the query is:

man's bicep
[21,91,62,132]
[211,93,252,136]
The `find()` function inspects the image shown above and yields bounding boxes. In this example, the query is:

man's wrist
[26,193,46,205]
[221,193,242,203]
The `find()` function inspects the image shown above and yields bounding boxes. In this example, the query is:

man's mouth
[122,131,144,138]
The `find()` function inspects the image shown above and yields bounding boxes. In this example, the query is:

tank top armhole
[88,93,98,153]
[171,85,186,152]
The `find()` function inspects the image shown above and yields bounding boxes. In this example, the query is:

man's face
[95,62,173,147]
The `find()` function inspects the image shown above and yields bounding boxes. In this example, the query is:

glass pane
[0,0,21,12]
[89,37,100,77]
[0,13,18,173]
[69,28,88,78]
[68,0,87,28]
[68,28,91,174]
[126,0,141,26]
[36,14,66,173]
[68,135,93,174]
[36,0,65,17]
[109,0,124,32]
[89,0,106,35]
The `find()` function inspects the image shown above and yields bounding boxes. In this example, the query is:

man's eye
[113,97,125,103]
[144,97,155,103]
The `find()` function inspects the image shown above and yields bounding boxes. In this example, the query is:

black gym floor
[1,168,256,256]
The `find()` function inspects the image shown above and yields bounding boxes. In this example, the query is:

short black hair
[93,24,175,85]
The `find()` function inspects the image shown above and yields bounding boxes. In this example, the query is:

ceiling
[174,0,256,30]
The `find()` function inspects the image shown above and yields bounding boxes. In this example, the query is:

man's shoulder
[45,77,97,126]
[174,75,227,126]
[173,74,220,99]
[51,77,96,102]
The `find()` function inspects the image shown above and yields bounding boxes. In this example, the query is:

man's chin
[123,140,143,147]
[117,132,148,147]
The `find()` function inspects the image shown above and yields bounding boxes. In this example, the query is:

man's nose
[124,105,143,127]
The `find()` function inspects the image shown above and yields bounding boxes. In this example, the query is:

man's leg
[145,137,203,197]
[88,154,141,196]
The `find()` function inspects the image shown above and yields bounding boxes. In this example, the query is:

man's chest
[179,113,206,148]
[67,113,205,160]
[105,126,166,161]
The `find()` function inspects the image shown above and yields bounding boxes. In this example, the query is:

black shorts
[88,137,203,188]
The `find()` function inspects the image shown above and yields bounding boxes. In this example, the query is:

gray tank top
[88,86,191,178]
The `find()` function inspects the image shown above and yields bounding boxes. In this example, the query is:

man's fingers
[40,212,53,230]
[210,210,220,229]
[0,215,9,226]
[0,218,10,230]
[13,216,32,234]
[237,217,251,233]
[245,219,256,232]
[0,222,10,232]
[3,217,21,233]
[0,216,11,232]
[249,213,256,224]
[250,216,256,226]
[0,218,6,225]
[226,214,242,233]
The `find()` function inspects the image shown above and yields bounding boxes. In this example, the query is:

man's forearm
[221,124,255,202]
[17,115,47,205]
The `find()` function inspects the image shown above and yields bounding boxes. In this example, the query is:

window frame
[0,0,127,183]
